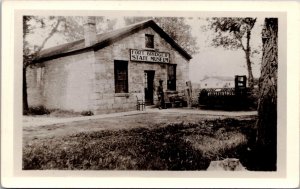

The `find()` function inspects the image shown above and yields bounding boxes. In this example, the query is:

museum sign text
[130,49,170,63]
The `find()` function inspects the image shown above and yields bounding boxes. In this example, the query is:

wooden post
[185,81,193,108]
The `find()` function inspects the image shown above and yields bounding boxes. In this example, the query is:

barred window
[145,34,154,48]
[114,60,128,93]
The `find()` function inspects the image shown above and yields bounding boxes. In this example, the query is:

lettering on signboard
[130,49,170,63]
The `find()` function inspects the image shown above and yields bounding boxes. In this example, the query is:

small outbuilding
[199,76,234,89]
[27,17,192,114]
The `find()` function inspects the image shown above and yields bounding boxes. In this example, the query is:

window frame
[145,34,154,48]
[114,60,129,93]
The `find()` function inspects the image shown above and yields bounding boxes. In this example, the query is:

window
[114,60,128,93]
[167,64,176,91]
[145,34,154,48]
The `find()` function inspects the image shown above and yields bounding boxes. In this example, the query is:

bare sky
[27,16,264,83]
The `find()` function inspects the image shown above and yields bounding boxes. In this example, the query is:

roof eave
[32,46,94,63]
[93,20,192,60]
[34,19,193,62]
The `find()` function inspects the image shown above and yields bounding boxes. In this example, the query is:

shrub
[27,106,50,115]
[247,88,259,110]
[81,110,94,116]
[50,109,82,117]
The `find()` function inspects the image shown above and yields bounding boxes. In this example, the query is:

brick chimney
[83,16,97,47]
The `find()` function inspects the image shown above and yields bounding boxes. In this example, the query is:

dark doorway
[144,71,155,105]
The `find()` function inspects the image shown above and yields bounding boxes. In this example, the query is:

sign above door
[130,49,170,63]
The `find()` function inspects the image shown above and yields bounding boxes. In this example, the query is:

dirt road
[23,109,257,144]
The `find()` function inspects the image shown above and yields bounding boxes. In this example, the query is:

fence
[198,87,250,109]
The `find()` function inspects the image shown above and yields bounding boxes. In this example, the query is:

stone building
[199,76,234,89]
[27,18,192,114]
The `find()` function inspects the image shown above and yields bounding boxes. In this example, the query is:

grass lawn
[23,112,257,170]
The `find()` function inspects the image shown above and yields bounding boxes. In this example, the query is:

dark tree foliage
[207,17,257,88]
[124,17,199,55]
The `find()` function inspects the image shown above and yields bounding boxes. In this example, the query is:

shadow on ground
[23,117,273,171]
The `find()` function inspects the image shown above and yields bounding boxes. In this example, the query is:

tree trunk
[23,66,29,114]
[245,50,254,88]
[245,30,254,88]
[254,18,278,171]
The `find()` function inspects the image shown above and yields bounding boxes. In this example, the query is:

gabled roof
[34,19,192,62]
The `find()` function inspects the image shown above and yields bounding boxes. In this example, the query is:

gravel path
[23,108,257,128]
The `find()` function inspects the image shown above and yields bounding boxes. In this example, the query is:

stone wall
[92,27,189,114]
[27,66,45,107]
[27,26,190,114]
[27,51,95,112]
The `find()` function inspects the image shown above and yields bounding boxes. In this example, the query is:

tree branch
[35,18,62,53]
[234,31,246,51]
[246,29,251,52]
[250,18,257,30]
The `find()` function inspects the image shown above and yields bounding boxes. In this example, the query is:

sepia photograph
[1,0,299,188]
[22,15,277,171]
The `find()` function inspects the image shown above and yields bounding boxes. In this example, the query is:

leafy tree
[207,17,257,88]
[254,18,278,171]
[124,17,199,55]
[23,16,65,113]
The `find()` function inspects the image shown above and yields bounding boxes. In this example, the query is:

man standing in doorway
[157,79,165,109]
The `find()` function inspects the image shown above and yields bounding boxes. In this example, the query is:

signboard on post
[130,49,170,63]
